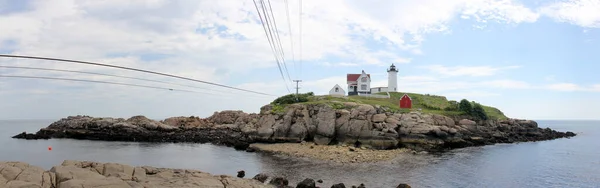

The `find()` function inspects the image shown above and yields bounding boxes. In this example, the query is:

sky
[0,0,599,120]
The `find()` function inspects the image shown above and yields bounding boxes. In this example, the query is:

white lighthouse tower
[387,64,398,92]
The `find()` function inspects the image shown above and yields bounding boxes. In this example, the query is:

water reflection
[1,120,599,187]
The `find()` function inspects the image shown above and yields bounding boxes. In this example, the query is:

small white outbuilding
[329,84,345,96]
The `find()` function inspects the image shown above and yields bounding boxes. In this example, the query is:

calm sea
[0,119,598,188]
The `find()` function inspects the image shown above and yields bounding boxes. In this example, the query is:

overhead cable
[0,75,204,94]
[283,0,297,79]
[0,65,232,94]
[252,0,292,93]
[0,54,275,96]
[299,0,303,79]
[265,0,292,82]
[259,0,291,83]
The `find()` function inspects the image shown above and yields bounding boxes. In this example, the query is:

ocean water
[0,119,598,188]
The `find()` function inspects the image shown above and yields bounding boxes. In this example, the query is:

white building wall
[347,81,356,93]
[388,70,398,92]
[329,85,346,96]
[370,87,388,93]
[357,75,371,92]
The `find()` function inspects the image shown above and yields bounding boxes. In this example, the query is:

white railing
[357,92,390,98]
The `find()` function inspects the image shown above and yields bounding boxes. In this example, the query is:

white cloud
[461,0,540,24]
[544,82,600,92]
[442,91,501,98]
[546,83,583,91]
[540,0,600,28]
[411,49,424,55]
[544,75,556,82]
[592,84,600,92]
[400,76,439,82]
[480,79,531,89]
[420,65,521,77]
[0,0,556,119]
[320,62,359,67]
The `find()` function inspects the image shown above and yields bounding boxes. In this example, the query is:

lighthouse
[387,64,398,92]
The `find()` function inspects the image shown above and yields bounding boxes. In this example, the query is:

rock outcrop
[0,160,269,188]
[1,160,412,187]
[13,103,576,153]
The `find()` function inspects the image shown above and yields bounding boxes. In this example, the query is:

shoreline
[12,103,577,155]
[0,160,411,188]
[248,142,414,164]
[0,160,267,188]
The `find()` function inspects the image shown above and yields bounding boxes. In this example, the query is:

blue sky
[0,0,599,120]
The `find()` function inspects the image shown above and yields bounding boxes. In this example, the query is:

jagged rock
[15,103,576,153]
[59,177,131,188]
[162,116,211,128]
[102,163,135,180]
[397,183,412,188]
[269,177,289,186]
[331,183,346,188]
[372,114,387,123]
[252,173,269,183]
[459,119,476,126]
[335,110,351,131]
[314,135,332,145]
[208,110,246,124]
[128,116,175,130]
[257,115,276,139]
[351,104,376,120]
[296,178,316,188]
[289,122,308,142]
[0,160,270,188]
[237,170,245,178]
[273,119,291,139]
[315,105,336,144]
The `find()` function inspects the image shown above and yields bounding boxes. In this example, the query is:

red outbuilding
[399,94,412,109]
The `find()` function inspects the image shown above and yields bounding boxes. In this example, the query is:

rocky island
[8,92,576,187]
[13,92,576,154]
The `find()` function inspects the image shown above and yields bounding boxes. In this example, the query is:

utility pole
[292,80,302,95]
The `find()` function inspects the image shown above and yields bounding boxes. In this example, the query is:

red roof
[347,74,371,81]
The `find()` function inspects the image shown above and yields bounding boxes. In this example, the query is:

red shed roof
[347,74,371,81]
[401,94,412,100]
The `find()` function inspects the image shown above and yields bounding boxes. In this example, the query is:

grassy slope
[293,92,508,120]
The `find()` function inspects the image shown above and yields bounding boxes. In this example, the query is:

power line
[265,0,292,82]
[0,75,204,94]
[253,0,290,92]
[283,0,297,79]
[0,65,232,94]
[0,54,275,96]
[259,0,291,84]
[256,0,286,79]
[252,0,292,93]
[299,0,303,79]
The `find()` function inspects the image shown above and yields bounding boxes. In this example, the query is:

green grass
[480,105,507,120]
[271,104,287,113]
[269,92,508,120]
[374,92,507,120]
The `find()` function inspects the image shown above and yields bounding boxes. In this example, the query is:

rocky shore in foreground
[13,103,576,153]
[0,160,408,188]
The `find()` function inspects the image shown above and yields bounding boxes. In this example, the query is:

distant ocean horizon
[1,119,598,187]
